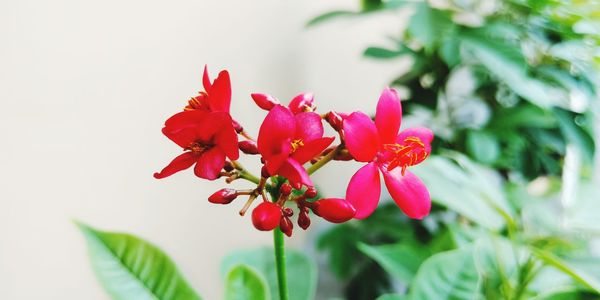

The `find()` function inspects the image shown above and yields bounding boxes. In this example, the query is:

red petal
[376,88,402,144]
[265,151,290,175]
[202,65,212,91]
[195,148,226,180]
[291,137,334,165]
[342,112,380,162]
[382,169,431,219]
[251,93,280,110]
[154,152,198,179]
[289,93,314,114]
[213,114,239,160]
[294,112,324,142]
[208,70,231,113]
[312,198,356,223]
[346,162,381,219]
[162,110,208,148]
[278,159,312,189]
[257,105,296,159]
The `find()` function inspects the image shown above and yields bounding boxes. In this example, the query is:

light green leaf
[408,3,453,53]
[358,243,429,282]
[221,248,316,300]
[77,222,201,300]
[225,265,270,300]
[466,130,500,164]
[410,248,482,300]
[531,248,600,294]
[376,294,409,300]
[552,108,595,161]
[306,11,358,27]
[364,46,408,59]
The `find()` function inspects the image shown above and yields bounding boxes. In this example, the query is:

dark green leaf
[77,222,201,300]
[364,46,408,59]
[552,108,595,161]
[224,265,270,300]
[358,243,429,282]
[376,294,409,300]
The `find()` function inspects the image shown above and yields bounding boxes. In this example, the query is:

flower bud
[261,166,270,178]
[223,161,234,172]
[282,207,294,217]
[238,140,259,155]
[334,148,354,161]
[279,216,293,237]
[252,202,282,231]
[304,187,318,198]
[232,120,243,133]
[280,183,292,196]
[289,93,315,114]
[208,188,238,204]
[298,208,311,230]
[251,93,280,111]
[312,198,356,223]
[326,111,344,131]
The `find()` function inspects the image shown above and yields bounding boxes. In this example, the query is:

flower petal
[195,148,226,180]
[291,136,334,165]
[162,110,208,148]
[382,169,431,219]
[208,70,231,113]
[343,112,380,162]
[215,121,239,160]
[376,88,402,144]
[294,112,324,142]
[257,105,296,159]
[396,127,434,166]
[202,65,211,91]
[154,152,198,179]
[346,162,381,219]
[278,159,313,189]
[289,92,314,114]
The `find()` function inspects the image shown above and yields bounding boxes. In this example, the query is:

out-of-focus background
[3,0,600,299]
[1,1,401,299]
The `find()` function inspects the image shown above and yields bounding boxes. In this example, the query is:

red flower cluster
[155,66,433,237]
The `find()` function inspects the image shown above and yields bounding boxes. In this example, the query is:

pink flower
[185,65,231,113]
[343,88,433,219]
[251,92,316,114]
[257,105,334,188]
[154,110,239,180]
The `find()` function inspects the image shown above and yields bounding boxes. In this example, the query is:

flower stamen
[383,136,428,175]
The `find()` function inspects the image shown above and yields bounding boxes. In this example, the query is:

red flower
[185,65,231,113]
[251,92,315,114]
[257,105,334,188]
[343,88,433,219]
[154,110,239,180]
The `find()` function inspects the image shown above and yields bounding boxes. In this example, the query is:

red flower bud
[312,198,356,223]
[251,93,280,111]
[298,208,311,230]
[289,93,315,114]
[280,216,293,237]
[304,187,318,198]
[223,161,234,172]
[280,183,292,196]
[232,120,243,133]
[261,166,270,178]
[208,188,238,204]
[283,207,294,217]
[238,140,259,155]
[326,111,344,131]
[252,202,282,231]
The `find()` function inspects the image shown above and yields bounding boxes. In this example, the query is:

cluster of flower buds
[155,66,434,237]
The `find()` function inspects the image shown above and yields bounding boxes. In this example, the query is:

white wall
[0,1,405,299]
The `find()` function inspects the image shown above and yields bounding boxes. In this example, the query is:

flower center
[185,92,209,111]
[382,136,428,175]
[187,141,212,154]
[290,139,304,152]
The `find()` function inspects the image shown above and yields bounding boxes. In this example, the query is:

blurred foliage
[312,0,600,299]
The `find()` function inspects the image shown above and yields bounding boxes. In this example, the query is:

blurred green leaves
[224,265,270,300]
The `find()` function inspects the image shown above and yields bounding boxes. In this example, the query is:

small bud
[208,188,238,204]
[326,111,344,131]
[334,149,354,161]
[223,161,234,172]
[298,208,311,230]
[283,207,294,217]
[289,93,315,114]
[232,120,243,133]
[280,183,292,196]
[304,187,318,198]
[251,93,280,111]
[261,166,270,178]
[252,202,282,231]
[279,216,293,237]
[238,140,259,155]
[312,198,356,223]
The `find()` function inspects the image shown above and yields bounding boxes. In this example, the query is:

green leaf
[358,243,429,282]
[306,10,358,27]
[408,3,453,53]
[466,130,500,164]
[409,248,482,299]
[364,46,408,59]
[531,248,600,294]
[221,248,316,300]
[552,108,595,161]
[224,265,270,300]
[77,222,201,300]
[376,294,409,300]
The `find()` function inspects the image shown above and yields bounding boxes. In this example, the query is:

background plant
[311,0,600,299]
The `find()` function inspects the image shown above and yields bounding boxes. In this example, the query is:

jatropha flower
[343,88,433,219]
[257,105,334,188]
[153,110,239,180]
[155,66,433,237]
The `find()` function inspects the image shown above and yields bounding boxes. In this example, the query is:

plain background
[1,1,409,299]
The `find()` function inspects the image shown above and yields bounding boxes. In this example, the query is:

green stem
[273,228,289,300]
[307,144,343,175]
[238,170,260,185]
